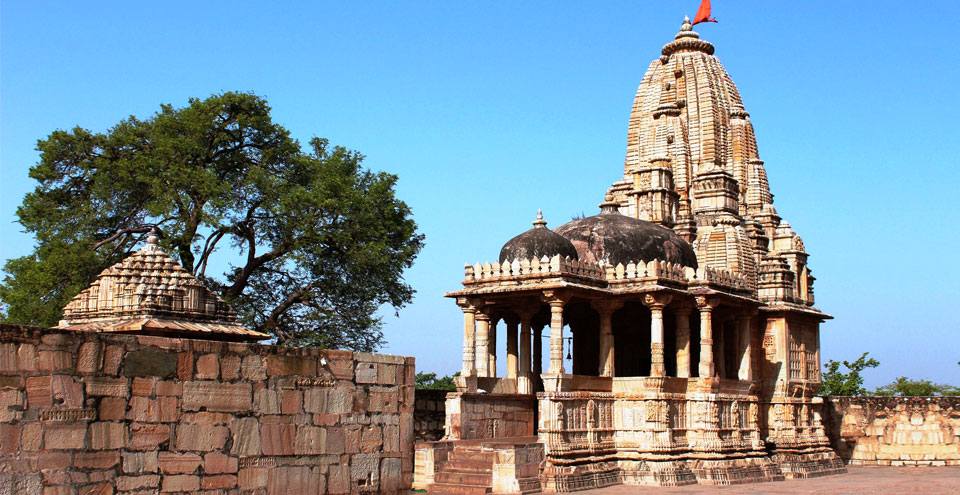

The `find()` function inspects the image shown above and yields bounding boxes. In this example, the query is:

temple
[415,17,845,493]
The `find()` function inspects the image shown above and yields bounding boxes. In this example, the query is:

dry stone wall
[413,390,447,442]
[824,396,960,466]
[0,324,414,494]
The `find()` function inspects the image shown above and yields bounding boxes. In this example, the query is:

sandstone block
[89,422,127,450]
[220,355,241,381]
[229,417,261,456]
[203,452,238,474]
[0,389,23,422]
[50,375,84,408]
[302,388,327,414]
[0,424,19,454]
[158,452,202,474]
[76,342,102,374]
[361,425,383,453]
[26,376,51,408]
[238,467,269,490]
[313,413,339,427]
[45,423,87,449]
[155,380,181,396]
[39,452,70,470]
[182,382,251,412]
[327,464,350,495]
[74,451,120,469]
[351,453,380,491]
[98,397,127,421]
[380,457,402,493]
[176,352,194,381]
[260,423,295,456]
[117,475,160,491]
[240,355,266,381]
[254,389,280,415]
[325,427,345,455]
[201,474,238,489]
[42,486,72,495]
[268,466,319,494]
[122,451,159,474]
[174,423,228,452]
[159,396,179,422]
[267,355,316,377]
[293,425,325,455]
[102,345,123,376]
[378,364,397,385]
[195,354,219,380]
[0,344,17,372]
[161,474,199,492]
[355,362,377,384]
[131,377,156,396]
[182,411,233,424]
[127,397,161,422]
[77,483,111,495]
[128,423,170,451]
[281,390,302,415]
[38,350,73,371]
[19,344,38,371]
[21,422,42,451]
[85,377,129,397]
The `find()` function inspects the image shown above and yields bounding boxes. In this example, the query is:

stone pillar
[715,318,727,379]
[696,297,719,378]
[543,292,568,375]
[506,317,519,380]
[737,311,755,382]
[673,305,693,378]
[533,325,543,376]
[518,311,533,394]
[457,299,477,377]
[475,312,491,377]
[591,300,623,377]
[643,293,673,377]
[489,317,499,378]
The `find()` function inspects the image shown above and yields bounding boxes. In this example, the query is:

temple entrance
[612,302,651,377]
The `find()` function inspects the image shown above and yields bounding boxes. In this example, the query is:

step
[427,482,492,495]
[434,471,493,486]
[438,460,493,474]
[448,450,495,463]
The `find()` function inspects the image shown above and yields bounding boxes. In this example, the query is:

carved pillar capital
[695,295,720,311]
[590,299,623,316]
[642,292,673,310]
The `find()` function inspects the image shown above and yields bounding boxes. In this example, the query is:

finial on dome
[681,15,692,32]
[532,209,548,228]
[599,194,620,214]
[147,227,159,245]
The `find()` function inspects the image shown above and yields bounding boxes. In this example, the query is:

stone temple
[415,17,846,493]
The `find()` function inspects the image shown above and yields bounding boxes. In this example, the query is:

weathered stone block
[327,463,350,495]
[293,425,325,455]
[203,452,238,474]
[77,342,102,374]
[195,354,219,380]
[254,389,280,414]
[380,457,402,493]
[122,349,178,378]
[356,362,377,384]
[268,466,319,494]
[267,355,316,377]
[98,397,127,421]
[127,397,161,422]
[220,355,241,381]
[158,452,202,474]
[102,345,124,376]
[281,390,302,415]
[0,389,23,422]
[351,453,381,490]
[21,422,42,451]
[161,474,199,492]
[74,451,120,469]
[174,423,228,452]
[0,424,19,454]
[131,377,156,396]
[122,451,159,474]
[177,352,194,381]
[45,423,87,449]
[26,376,51,408]
[238,467,269,490]
[202,474,238,489]
[230,417,261,457]
[85,377,129,397]
[89,421,127,450]
[117,475,160,491]
[77,483,111,495]
[260,423,295,456]
[182,381,251,412]
[241,355,266,381]
[155,380,181,396]
[128,423,170,451]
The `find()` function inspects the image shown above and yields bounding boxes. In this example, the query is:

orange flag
[692,0,718,25]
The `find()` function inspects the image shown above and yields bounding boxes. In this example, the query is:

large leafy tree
[0,92,424,351]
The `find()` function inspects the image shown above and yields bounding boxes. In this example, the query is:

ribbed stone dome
[499,211,579,263]
[554,197,697,268]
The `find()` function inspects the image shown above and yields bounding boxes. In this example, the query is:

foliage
[819,352,880,396]
[1,92,424,351]
[415,371,459,391]
[874,377,960,396]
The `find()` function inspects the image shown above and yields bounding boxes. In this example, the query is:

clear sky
[2,1,958,389]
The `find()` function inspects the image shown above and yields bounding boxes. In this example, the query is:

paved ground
[573,466,960,494]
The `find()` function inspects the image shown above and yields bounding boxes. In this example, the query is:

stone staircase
[428,445,496,494]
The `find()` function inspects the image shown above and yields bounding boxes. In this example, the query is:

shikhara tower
[415,18,843,493]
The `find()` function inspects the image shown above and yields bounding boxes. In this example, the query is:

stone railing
[602,259,690,284]
[694,265,749,292]
[464,256,603,283]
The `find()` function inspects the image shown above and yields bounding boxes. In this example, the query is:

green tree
[1,92,424,351]
[874,377,960,396]
[415,372,459,391]
[819,352,880,396]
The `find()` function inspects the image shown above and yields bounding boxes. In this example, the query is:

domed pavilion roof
[554,196,697,268]
[499,210,579,263]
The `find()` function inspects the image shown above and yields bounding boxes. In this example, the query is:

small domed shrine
[416,17,843,493]
[58,230,269,342]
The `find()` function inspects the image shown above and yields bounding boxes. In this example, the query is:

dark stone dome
[554,198,697,268]
[499,211,579,263]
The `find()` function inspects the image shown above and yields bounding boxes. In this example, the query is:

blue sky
[2,1,958,389]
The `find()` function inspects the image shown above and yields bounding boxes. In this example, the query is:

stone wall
[824,396,960,466]
[444,392,536,440]
[0,324,414,494]
[414,389,447,442]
